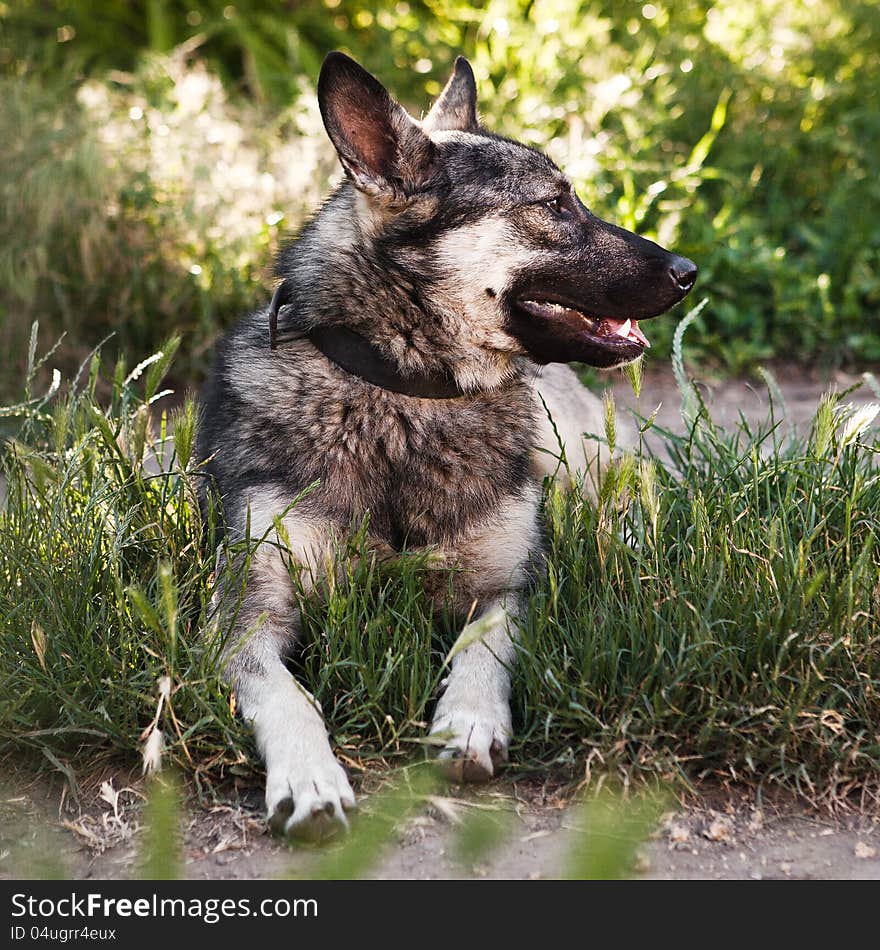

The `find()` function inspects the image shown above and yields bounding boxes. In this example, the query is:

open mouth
[516,297,650,352]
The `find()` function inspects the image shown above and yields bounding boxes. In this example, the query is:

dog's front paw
[265,750,356,842]
[430,693,512,783]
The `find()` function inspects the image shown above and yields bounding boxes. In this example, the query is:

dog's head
[315,52,696,371]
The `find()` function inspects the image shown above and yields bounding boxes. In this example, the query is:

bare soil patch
[3,770,879,881]
[611,364,877,442]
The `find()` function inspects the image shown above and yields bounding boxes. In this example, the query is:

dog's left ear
[318,51,437,197]
[423,56,479,133]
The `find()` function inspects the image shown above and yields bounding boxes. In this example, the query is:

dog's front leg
[429,488,541,781]
[216,507,355,839]
[231,641,356,840]
[429,595,519,782]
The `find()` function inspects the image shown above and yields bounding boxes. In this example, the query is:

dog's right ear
[318,51,437,198]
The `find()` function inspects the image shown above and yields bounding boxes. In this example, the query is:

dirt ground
[610,363,878,446]
[3,366,879,882]
[3,771,879,882]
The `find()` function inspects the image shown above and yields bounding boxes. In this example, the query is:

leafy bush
[1,1,879,383]
[0,53,336,397]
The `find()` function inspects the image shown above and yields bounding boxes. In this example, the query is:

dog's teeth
[628,320,651,348]
[617,319,632,338]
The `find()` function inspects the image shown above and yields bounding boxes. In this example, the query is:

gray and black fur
[198,52,696,839]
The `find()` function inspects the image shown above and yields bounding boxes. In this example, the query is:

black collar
[268,284,467,399]
[307,326,467,399]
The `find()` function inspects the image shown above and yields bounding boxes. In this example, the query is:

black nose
[669,256,697,291]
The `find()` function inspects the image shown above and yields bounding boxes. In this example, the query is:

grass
[1,311,879,809]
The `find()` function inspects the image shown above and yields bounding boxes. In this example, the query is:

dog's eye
[544,195,571,218]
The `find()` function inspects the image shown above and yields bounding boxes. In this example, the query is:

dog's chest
[304,389,537,547]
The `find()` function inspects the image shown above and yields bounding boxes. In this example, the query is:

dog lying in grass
[197,52,696,839]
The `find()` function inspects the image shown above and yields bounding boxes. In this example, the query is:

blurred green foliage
[139,773,183,879]
[1,0,879,393]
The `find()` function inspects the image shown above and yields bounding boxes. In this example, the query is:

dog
[197,51,696,839]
